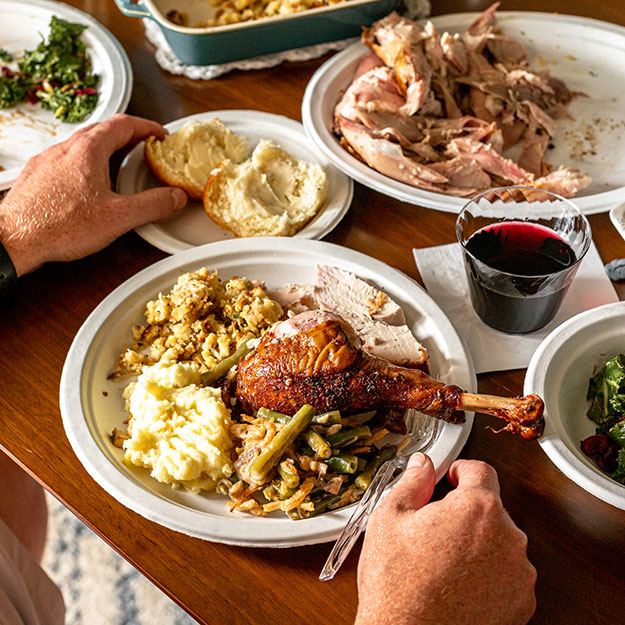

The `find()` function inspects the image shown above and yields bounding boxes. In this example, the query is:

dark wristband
[0,241,17,296]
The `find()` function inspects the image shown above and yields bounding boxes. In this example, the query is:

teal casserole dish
[114,0,401,65]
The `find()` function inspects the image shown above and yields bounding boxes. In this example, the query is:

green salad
[0,16,98,123]
[582,354,625,483]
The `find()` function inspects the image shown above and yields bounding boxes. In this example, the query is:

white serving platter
[60,238,475,547]
[117,111,354,254]
[0,0,132,189]
[302,12,625,215]
[525,301,625,510]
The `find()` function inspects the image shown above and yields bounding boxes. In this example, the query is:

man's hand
[0,114,187,276]
[355,455,537,625]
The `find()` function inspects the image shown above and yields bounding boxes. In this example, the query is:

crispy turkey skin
[235,311,464,422]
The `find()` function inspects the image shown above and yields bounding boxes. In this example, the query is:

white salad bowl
[525,301,625,510]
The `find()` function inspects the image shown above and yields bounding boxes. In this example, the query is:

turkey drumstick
[235,311,544,440]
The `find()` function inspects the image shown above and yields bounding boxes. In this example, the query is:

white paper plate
[525,302,625,510]
[117,111,353,254]
[0,0,132,190]
[302,12,625,215]
[60,238,475,547]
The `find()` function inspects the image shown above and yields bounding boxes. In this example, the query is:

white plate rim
[524,301,625,510]
[60,238,475,547]
[0,0,133,190]
[118,110,354,254]
[609,202,625,242]
[302,10,625,216]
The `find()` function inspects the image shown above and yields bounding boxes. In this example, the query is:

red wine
[463,221,577,333]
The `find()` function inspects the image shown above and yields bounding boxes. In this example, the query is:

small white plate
[60,238,475,547]
[0,0,132,189]
[302,12,625,214]
[117,111,354,254]
[525,302,625,510]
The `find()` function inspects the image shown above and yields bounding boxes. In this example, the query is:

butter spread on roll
[144,119,249,200]
[203,139,328,237]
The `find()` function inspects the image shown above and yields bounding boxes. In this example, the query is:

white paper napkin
[413,242,618,373]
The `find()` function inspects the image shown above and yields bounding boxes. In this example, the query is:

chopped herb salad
[0,16,98,123]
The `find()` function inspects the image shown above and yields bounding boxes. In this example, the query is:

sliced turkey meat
[314,266,429,370]
[333,2,591,198]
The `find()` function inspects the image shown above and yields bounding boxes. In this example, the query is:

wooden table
[1,1,625,623]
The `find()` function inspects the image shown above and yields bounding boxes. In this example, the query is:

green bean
[304,429,332,459]
[263,484,278,500]
[307,494,343,516]
[355,445,397,491]
[327,426,371,449]
[346,410,377,425]
[278,461,300,489]
[312,410,342,425]
[248,404,314,483]
[298,443,315,456]
[259,408,341,428]
[201,340,252,386]
[326,453,359,474]
[257,407,290,425]
[278,482,297,500]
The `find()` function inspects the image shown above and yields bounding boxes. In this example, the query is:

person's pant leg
[0,517,64,625]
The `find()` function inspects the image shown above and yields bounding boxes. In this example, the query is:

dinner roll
[144,119,248,200]
[203,140,328,237]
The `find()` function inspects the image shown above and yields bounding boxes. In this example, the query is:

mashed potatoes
[122,361,234,493]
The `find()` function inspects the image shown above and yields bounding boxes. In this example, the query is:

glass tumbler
[455,186,592,334]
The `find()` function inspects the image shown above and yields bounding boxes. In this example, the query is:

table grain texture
[1,1,625,624]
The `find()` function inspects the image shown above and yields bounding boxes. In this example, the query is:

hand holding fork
[320,412,439,581]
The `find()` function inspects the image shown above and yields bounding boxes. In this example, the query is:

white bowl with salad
[525,301,625,510]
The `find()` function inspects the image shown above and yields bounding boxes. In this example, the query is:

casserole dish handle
[114,0,152,19]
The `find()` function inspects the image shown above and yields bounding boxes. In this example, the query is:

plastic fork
[319,412,439,581]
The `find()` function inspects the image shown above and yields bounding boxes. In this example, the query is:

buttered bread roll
[144,119,248,200]
[203,140,328,237]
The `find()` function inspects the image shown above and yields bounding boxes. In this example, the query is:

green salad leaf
[0,49,12,63]
[611,448,625,485]
[20,16,91,84]
[586,354,625,429]
[0,74,28,108]
[0,15,98,122]
[608,420,625,447]
[585,357,625,485]
[605,355,625,414]
[36,83,97,123]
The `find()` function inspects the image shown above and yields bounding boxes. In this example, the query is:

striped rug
[42,495,198,625]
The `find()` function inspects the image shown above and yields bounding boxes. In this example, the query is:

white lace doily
[143,0,431,80]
